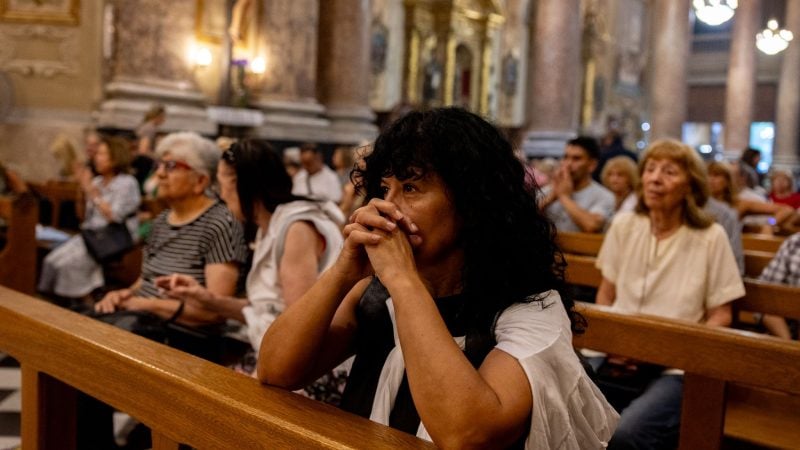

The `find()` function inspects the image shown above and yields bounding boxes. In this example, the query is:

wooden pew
[563,253,800,321]
[0,285,435,450]
[556,231,604,256]
[574,303,800,450]
[743,249,773,278]
[564,253,800,448]
[558,232,777,278]
[741,233,785,253]
[0,194,38,295]
[29,180,84,231]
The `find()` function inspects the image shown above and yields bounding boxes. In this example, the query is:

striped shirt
[137,201,248,298]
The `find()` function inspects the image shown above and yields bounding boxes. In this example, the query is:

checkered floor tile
[0,353,19,450]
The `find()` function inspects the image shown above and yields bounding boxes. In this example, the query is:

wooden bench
[563,252,800,321]
[556,231,604,256]
[29,180,84,231]
[0,194,38,295]
[743,249,773,278]
[574,303,800,450]
[741,233,785,253]
[558,232,777,278]
[0,285,435,449]
[564,253,800,448]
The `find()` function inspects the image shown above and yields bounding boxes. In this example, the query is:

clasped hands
[340,199,422,282]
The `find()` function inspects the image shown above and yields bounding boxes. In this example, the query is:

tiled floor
[0,353,20,450]
[0,353,136,450]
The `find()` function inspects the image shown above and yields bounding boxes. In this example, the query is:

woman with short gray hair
[95,131,248,360]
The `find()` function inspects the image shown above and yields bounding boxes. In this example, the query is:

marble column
[649,0,691,140]
[723,0,760,158]
[318,0,378,143]
[250,0,330,142]
[96,0,215,134]
[523,0,582,158]
[774,0,800,170]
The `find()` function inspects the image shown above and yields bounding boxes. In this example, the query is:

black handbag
[81,221,134,263]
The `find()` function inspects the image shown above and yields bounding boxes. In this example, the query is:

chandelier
[756,19,794,55]
[693,0,738,26]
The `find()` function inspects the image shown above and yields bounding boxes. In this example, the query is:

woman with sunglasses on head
[156,140,345,379]
[94,132,248,352]
[38,135,140,304]
[258,108,618,449]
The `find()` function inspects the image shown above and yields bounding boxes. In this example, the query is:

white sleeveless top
[370,290,619,449]
[241,200,344,350]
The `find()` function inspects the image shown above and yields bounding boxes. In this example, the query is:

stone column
[250,0,330,142]
[649,0,691,140]
[723,0,760,158]
[318,0,378,143]
[96,0,215,134]
[523,0,582,158]
[774,0,800,170]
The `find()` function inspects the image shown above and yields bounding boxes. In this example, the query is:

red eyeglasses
[157,159,194,172]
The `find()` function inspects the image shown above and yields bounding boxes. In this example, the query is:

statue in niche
[422,58,442,105]
[501,52,518,97]
[229,0,254,44]
[371,21,388,75]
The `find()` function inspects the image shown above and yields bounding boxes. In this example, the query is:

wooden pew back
[575,302,800,450]
[0,194,38,295]
[743,249,773,278]
[556,231,604,256]
[741,233,785,253]
[29,180,84,230]
[563,253,800,321]
[0,286,435,449]
[557,232,777,279]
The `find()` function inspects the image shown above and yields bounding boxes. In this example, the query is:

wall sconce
[250,56,266,75]
[756,19,793,55]
[190,45,213,68]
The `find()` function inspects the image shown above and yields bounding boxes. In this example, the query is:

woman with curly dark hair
[258,108,617,449]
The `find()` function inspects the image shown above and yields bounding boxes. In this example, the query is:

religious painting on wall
[0,0,80,25]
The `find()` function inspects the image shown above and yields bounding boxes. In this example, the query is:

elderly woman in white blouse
[595,139,744,450]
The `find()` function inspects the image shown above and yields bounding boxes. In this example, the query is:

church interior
[0,0,799,449]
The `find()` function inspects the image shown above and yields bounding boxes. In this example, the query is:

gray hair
[156,132,220,183]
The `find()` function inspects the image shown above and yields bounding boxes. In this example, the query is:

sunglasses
[157,159,194,172]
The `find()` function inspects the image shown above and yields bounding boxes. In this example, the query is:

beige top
[596,212,744,323]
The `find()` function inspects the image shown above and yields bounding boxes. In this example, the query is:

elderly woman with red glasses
[94,132,248,360]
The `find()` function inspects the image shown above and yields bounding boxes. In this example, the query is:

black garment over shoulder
[339,277,470,434]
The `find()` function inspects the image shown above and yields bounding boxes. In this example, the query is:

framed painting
[0,0,80,25]
[196,0,228,44]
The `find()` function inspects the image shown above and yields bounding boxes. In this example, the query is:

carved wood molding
[0,25,80,78]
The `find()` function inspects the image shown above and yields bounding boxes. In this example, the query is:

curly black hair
[353,107,580,354]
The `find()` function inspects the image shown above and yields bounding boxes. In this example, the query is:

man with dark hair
[539,136,615,233]
[593,131,638,182]
[291,142,342,203]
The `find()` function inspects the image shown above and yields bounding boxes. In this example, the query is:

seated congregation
[2,106,800,449]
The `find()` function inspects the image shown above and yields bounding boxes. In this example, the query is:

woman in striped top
[94,132,247,330]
